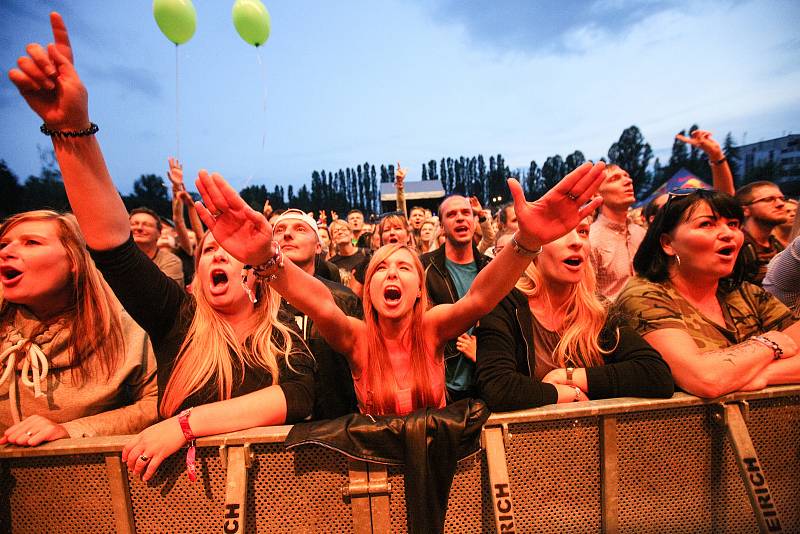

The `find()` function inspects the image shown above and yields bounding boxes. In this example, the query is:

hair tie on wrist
[40,122,99,138]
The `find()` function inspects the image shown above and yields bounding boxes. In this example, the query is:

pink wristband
[178,408,197,482]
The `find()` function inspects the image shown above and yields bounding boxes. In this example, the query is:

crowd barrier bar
[1,384,798,533]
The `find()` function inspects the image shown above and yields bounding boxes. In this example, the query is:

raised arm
[395,162,408,217]
[193,171,362,356]
[427,162,607,345]
[675,130,734,195]
[9,13,129,250]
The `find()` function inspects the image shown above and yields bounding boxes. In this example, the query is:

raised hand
[675,130,724,159]
[395,161,407,188]
[167,157,185,191]
[8,12,89,130]
[195,170,274,266]
[508,161,605,249]
[262,198,273,219]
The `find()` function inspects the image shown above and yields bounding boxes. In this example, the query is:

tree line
[0,124,784,221]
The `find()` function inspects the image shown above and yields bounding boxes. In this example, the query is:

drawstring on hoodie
[1,330,53,425]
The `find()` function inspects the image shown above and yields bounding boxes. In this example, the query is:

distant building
[380,179,445,214]
[737,134,800,192]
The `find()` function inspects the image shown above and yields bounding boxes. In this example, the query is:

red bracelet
[178,408,197,482]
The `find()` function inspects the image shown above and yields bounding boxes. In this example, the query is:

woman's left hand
[122,417,186,482]
[195,170,275,266]
[456,333,477,362]
[508,161,606,249]
[0,414,69,446]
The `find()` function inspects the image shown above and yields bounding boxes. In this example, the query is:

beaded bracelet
[40,122,99,138]
[751,335,783,360]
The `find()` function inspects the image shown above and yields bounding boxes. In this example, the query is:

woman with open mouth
[475,218,674,411]
[9,13,314,481]
[192,157,607,415]
[617,189,800,398]
[1,210,158,445]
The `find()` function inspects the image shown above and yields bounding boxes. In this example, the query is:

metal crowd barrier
[1,385,798,533]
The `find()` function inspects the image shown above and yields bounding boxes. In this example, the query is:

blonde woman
[1,211,157,444]
[475,218,674,410]
[9,13,313,480]
[192,154,607,415]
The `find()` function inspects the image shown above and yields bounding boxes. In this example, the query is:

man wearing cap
[272,210,362,419]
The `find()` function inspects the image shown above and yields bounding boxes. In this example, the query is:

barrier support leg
[222,444,252,534]
[482,425,516,533]
[717,401,784,534]
[599,415,619,534]
[104,454,135,534]
[345,460,374,534]
[367,463,390,533]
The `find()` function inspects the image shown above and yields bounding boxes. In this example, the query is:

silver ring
[566,192,579,202]
[26,431,33,437]
[139,454,150,463]
[212,210,223,217]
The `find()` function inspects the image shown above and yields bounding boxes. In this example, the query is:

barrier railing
[1,385,798,533]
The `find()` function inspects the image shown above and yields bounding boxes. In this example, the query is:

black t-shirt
[331,248,371,283]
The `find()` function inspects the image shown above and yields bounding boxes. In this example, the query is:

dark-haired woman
[617,189,800,397]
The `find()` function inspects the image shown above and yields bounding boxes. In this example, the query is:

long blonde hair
[516,254,613,369]
[0,210,123,384]
[159,234,299,417]
[361,244,437,414]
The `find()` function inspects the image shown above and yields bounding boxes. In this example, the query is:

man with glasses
[735,181,788,285]
[129,207,184,287]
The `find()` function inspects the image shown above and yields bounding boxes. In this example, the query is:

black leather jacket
[281,276,363,420]
[420,244,490,361]
[285,398,490,534]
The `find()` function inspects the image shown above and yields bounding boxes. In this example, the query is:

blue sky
[2,0,799,195]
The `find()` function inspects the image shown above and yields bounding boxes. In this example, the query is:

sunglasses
[663,187,715,211]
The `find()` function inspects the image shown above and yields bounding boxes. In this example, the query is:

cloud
[421,0,686,55]
[81,63,162,100]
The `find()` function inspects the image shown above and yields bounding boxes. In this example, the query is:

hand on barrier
[762,330,798,359]
[0,414,69,446]
[122,417,186,481]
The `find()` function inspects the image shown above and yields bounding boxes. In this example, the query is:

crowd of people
[2,13,799,486]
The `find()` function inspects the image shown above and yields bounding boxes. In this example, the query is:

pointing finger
[50,12,74,65]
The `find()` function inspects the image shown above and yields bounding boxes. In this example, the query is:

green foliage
[607,126,653,194]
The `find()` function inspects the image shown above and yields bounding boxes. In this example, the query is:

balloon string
[175,44,181,160]
[256,46,267,152]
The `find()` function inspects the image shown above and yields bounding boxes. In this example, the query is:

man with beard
[420,195,490,401]
[272,210,362,419]
[736,181,788,285]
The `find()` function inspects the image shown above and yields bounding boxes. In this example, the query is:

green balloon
[153,0,197,45]
[232,0,271,47]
